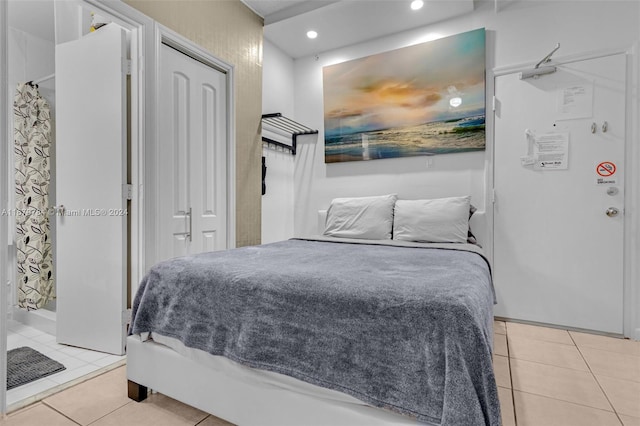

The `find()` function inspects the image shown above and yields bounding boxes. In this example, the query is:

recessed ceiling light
[411,0,424,10]
[307,30,318,39]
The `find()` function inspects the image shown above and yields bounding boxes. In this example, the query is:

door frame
[1,0,9,415]
[490,46,640,340]
[0,0,155,413]
[82,0,156,305]
[150,23,237,269]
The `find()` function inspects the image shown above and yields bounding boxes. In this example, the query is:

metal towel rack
[261,113,318,155]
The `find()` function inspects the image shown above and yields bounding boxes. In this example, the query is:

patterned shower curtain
[14,82,54,310]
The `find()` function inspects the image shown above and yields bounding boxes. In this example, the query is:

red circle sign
[596,161,616,177]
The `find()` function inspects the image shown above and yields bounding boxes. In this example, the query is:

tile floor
[494,320,640,426]
[6,320,126,410]
[1,367,232,426]
[1,321,639,426]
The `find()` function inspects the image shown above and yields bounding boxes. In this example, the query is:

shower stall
[6,0,132,349]
[8,1,58,336]
[6,0,133,385]
[1,0,150,413]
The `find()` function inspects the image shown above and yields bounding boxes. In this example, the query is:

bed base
[127,380,147,402]
[126,336,418,426]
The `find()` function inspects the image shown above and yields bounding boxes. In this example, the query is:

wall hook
[602,121,608,133]
[591,122,597,134]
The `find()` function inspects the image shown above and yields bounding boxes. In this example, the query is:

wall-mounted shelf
[261,113,318,155]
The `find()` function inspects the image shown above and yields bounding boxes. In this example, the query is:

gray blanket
[130,238,500,425]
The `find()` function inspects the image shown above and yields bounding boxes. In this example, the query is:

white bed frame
[126,210,488,425]
[127,337,417,425]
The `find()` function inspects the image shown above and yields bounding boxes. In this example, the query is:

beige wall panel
[125,0,263,247]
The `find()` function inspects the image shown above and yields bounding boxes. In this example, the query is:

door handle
[605,207,619,217]
[185,207,192,242]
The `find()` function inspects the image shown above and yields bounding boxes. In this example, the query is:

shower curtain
[14,82,54,310]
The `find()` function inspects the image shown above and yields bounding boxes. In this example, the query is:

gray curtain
[14,82,54,310]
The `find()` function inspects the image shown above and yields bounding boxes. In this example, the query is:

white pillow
[393,196,471,243]
[323,194,397,240]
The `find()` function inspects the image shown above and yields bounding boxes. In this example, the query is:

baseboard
[493,316,625,339]
[12,306,56,336]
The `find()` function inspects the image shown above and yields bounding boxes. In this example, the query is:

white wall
[262,0,640,336]
[261,40,296,243]
[289,0,639,237]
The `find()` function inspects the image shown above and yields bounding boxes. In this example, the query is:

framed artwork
[323,28,485,163]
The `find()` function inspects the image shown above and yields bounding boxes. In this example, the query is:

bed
[126,195,500,426]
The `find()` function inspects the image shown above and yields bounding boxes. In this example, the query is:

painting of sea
[323,28,486,163]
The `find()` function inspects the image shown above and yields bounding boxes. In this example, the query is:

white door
[493,54,626,334]
[158,44,228,261]
[55,24,128,354]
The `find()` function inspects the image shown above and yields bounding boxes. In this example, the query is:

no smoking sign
[596,161,617,185]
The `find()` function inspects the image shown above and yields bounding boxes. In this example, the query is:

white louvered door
[157,44,228,261]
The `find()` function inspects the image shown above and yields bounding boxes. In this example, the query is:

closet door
[493,54,626,334]
[157,44,228,261]
[55,24,128,354]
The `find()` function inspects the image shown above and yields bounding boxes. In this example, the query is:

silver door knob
[606,207,619,217]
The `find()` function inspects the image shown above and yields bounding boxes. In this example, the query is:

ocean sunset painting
[322,28,486,163]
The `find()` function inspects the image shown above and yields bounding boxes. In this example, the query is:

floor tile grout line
[506,348,592,373]
[505,331,580,347]
[195,416,207,426]
[84,401,135,425]
[41,400,83,426]
[568,338,640,359]
[504,323,519,426]
[505,328,594,371]
[39,366,132,426]
[509,382,618,414]
[195,415,215,426]
[507,338,575,347]
[503,321,626,424]
[568,330,623,423]
[513,389,626,418]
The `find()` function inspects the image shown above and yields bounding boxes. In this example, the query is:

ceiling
[8,0,55,42]
[8,0,475,60]
[243,0,476,58]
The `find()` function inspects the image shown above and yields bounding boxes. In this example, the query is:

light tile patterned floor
[495,321,640,426]
[2,321,639,425]
[6,321,126,410]
[1,367,231,426]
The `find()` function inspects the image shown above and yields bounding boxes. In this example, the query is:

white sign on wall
[556,82,594,120]
[533,132,570,170]
[595,161,618,185]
